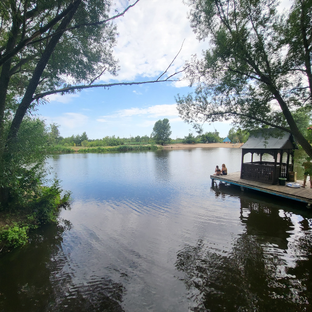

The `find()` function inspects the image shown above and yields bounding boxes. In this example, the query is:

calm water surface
[0,148,311,311]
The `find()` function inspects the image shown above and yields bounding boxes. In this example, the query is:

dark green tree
[177,0,312,157]
[183,133,197,144]
[151,118,172,145]
[201,130,221,143]
[228,128,249,143]
[0,0,181,207]
[80,132,88,142]
[48,123,61,145]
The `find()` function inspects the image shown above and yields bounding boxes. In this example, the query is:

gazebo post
[273,151,277,183]
[286,151,290,179]
[279,150,283,177]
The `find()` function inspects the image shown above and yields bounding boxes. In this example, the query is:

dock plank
[210,172,312,206]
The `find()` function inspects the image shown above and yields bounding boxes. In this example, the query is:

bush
[0,224,29,249]
[77,145,158,153]
[48,145,74,154]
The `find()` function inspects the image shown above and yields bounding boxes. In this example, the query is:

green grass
[77,145,158,153]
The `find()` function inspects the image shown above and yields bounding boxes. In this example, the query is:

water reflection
[0,219,125,312]
[176,191,312,311]
[1,150,312,311]
[153,150,170,182]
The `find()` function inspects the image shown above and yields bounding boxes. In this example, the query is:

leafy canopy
[177,0,312,156]
[151,119,172,145]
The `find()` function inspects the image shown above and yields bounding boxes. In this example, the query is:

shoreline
[161,143,244,149]
[56,143,244,153]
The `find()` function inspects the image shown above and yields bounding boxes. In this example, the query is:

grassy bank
[77,144,158,153]
[48,144,159,154]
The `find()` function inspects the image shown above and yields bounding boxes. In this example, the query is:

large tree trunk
[6,0,82,149]
[274,89,312,157]
[1,0,81,207]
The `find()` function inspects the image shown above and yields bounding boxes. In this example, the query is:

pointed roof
[242,129,297,150]
[223,137,231,143]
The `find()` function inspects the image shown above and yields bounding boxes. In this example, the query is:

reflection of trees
[0,219,125,312]
[176,234,311,311]
[240,198,293,250]
[176,193,312,311]
[154,150,170,182]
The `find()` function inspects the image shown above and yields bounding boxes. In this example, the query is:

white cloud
[116,104,179,118]
[97,118,107,123]
[169,117,183,123]
[56,113,89,129]
[47,93,80,103]
[133,90,142,95]
[101,0,207,83]
[137,120,157,128]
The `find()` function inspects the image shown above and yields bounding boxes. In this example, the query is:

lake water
[0,148,311,311]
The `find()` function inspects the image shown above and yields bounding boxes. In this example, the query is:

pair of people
[215,164,227,175]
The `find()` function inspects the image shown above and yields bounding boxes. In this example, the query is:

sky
[36,0,235,140]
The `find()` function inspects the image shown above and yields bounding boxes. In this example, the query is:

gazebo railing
[241,162,283,184]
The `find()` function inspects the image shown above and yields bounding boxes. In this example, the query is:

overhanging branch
[34,77,179,100]
[29,0,141,46]
[186,110,291,133]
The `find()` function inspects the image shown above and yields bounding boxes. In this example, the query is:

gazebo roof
[242,129,297,150]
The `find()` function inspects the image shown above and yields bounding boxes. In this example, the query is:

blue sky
[37,0,234,140]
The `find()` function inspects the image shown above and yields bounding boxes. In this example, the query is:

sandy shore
[162,143,244,149]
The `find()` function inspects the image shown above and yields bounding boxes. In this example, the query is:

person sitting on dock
[302,157,312,188]
[222,164,227,175]
[215,165,222,175]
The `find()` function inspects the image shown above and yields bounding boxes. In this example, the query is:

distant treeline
[47,124,249,154]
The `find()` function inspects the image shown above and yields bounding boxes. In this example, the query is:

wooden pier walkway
[210,172,312,207]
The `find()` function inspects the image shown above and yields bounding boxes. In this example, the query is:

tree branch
[0,3,75,67]
[34,77,180,100]
[157,39,185,81]
[29,0,141,46]
[196,110,291,133]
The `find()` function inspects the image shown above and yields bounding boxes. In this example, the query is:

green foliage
[228,128,250,143]
[200,131,222,143]
[48,123,61,145]
[81,140,89,147]
[177,0,312,157]
[29,181,71,224]
[0,224,29,249]
[183,133,198,144]
[182,131,222,143]
[151,119,172,145]
[48,145,75,154]
[0,178,70,251]
[0,118,50,209]
[78,145,158,153]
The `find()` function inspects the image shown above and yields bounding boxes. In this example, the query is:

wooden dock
[210,172,312,207]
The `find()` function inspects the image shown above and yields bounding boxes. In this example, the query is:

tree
[0,117,50,207]
[48,123,61,145]
[0,0,182,207]
[177,0,312,157]
[228,128,249,143]
[183,133,197,143]
[0,0,125,205]
[80,132,88,142]
[201,130,222,143]
[151,119,172,145]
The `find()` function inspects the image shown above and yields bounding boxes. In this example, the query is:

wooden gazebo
[240,129,297,185]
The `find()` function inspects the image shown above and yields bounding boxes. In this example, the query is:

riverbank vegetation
[47,121,249,153]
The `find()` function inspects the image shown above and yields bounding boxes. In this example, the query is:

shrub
[0,224,29,249]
